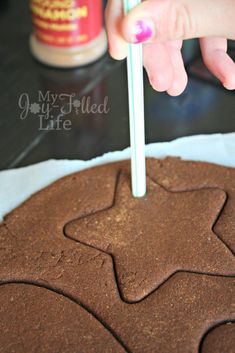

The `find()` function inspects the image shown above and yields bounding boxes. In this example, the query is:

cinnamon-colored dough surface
[0,158,234,353]
[0,283,126,353]
[201,322,235,353]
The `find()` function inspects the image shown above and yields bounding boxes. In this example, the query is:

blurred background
[0,0,235,170]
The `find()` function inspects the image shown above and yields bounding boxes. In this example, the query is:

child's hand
[105,0,235,95]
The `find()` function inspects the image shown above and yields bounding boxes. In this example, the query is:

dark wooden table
[1,0,235,170]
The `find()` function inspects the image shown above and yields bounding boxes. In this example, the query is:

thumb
[122,0,235,43]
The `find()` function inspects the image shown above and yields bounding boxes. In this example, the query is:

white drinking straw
[124,0,146,197]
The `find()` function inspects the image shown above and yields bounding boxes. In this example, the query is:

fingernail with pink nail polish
[134,20,153,43]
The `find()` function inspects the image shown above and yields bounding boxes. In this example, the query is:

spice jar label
[30,0,103,47]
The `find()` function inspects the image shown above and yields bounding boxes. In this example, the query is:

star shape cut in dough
[65,172,235,302]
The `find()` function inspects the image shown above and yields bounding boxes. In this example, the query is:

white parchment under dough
[0,133,234,220]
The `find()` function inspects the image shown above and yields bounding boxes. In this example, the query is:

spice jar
[29,0,107,68]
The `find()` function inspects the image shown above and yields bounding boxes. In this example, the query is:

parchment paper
[0,133,234,220]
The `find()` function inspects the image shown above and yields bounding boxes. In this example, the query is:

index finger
[105,0,128,60]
